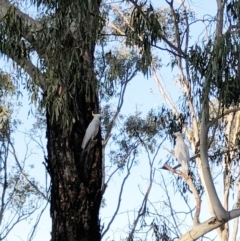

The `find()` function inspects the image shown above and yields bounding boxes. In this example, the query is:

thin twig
[163,164,201,224]
[101,152,137,238]
[9,141,48,201]
[28,201,49,241]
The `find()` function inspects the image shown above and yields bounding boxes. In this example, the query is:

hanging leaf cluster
[124,107,170,140]
[227,0,240,22]
[188,35,240,107]
[125,2,163,74]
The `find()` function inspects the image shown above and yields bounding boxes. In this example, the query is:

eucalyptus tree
[102,0,240,240]
[0,0,104,240]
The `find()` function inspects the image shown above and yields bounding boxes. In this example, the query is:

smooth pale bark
[179,209,240,241]
[230,177,240,241]
[200,82,228,221]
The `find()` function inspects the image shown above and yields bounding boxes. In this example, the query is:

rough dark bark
[46,108,102,241]
[45,1,103,241]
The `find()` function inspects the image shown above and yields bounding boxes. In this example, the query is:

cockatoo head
[92,112,101,118]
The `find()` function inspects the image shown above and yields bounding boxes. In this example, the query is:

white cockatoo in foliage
[173,132,190,175]
[81,112,101,149]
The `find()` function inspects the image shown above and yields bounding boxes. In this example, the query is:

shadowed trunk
[46,106,102,241]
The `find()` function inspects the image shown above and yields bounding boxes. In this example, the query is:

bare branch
[167,0,181,50]
[159,171,182,236]
[28,201,49,241]
[152,67,179,116]
[108,22,125,35]
[128,173,153,238]
[163,163,201,225]
[101,151,137,238]
[102,70,137,147]
[128,136,166,238]
[101,66,137,192]
[9,141,48,201]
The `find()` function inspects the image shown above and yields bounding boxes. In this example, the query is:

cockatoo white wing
[81,114,101,149]
[174,133,190,175]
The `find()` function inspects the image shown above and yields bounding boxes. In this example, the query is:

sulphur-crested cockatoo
[173,132,189,175]
[81,112,101,149]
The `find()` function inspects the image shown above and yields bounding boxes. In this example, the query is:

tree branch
[163,164,201,224]
[178,214,237,241]
[128,135,166,238]
[101,153,136,238]
[9,141,48,201]
[159,171,182,236]
[230,176,240,241]
[215,0,227,38]
[0,1,47,91]
[200,78,228,220]
[0,43,45,90]
[0,0,42,40]
[126,0,186,57]
[152,67,179,116]
[208,107,240,128]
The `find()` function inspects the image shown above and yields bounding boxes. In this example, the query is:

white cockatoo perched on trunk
[81,112,101,149]
[173,132,190,175]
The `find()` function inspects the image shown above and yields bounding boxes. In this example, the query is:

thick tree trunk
[45,1,103,241]
[46,109,102,241]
